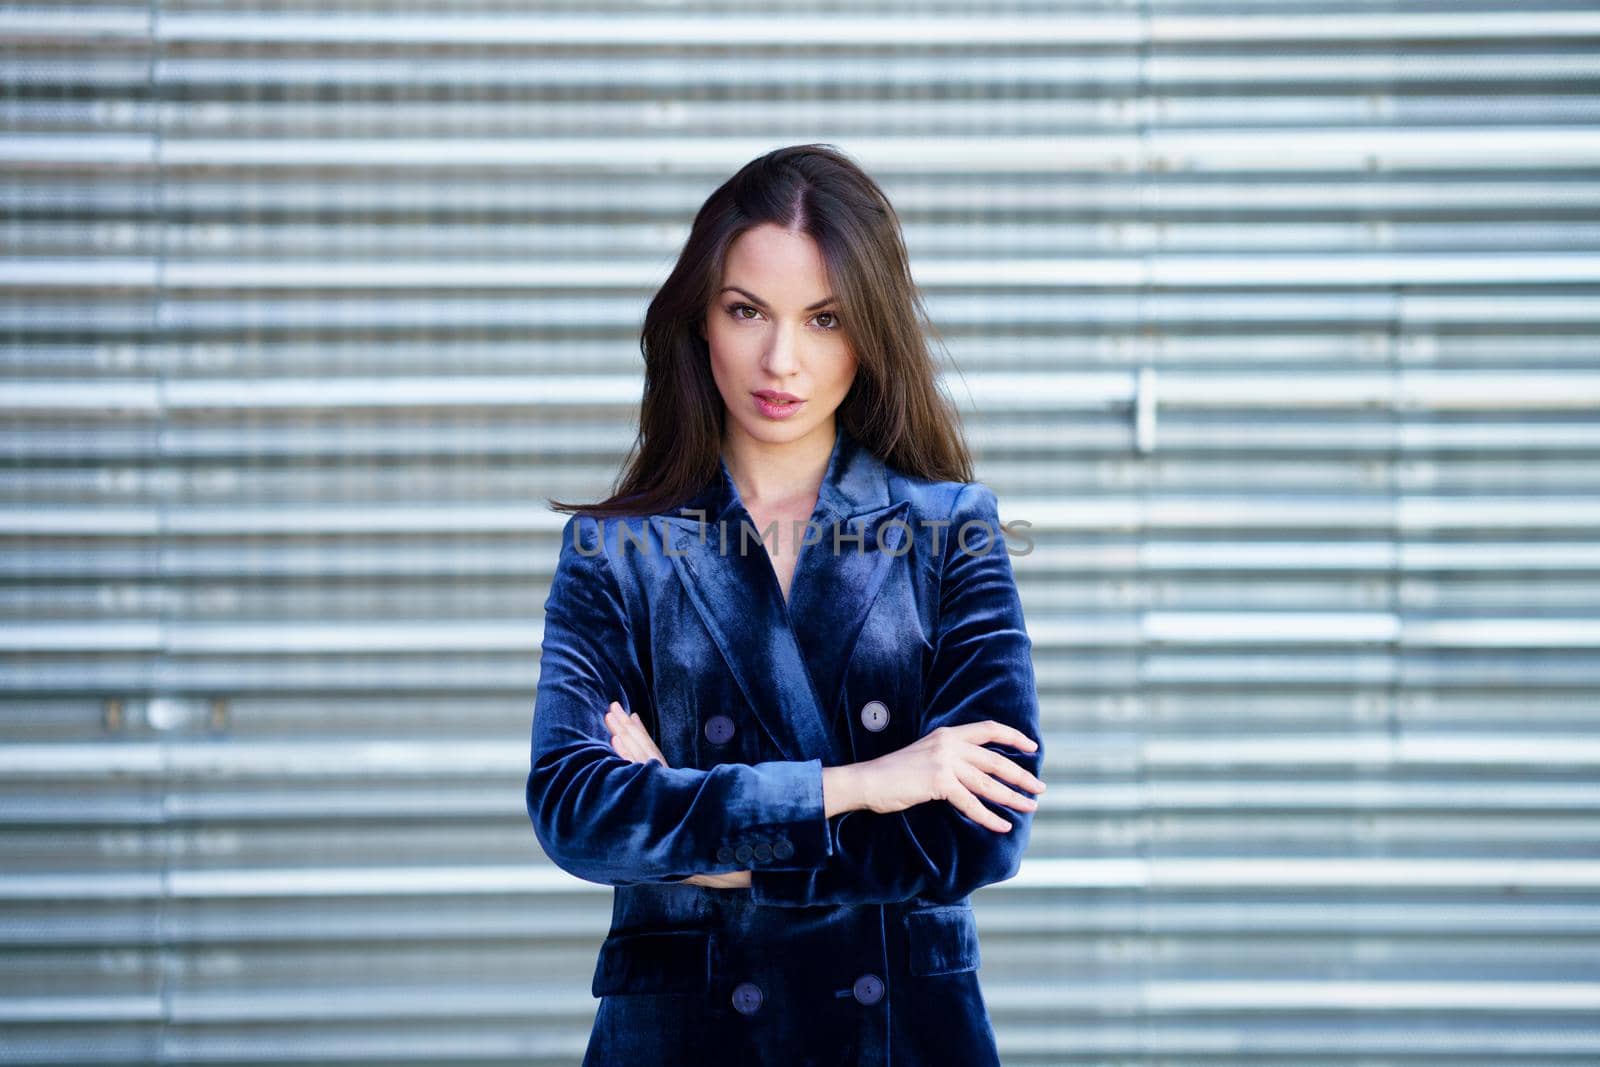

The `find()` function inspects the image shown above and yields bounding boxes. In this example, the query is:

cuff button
[772,838,794,860]
[716,844,735,864]
[753,841,772,862]
[734,843,754,864]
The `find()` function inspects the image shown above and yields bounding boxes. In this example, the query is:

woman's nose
[761,326,801,376]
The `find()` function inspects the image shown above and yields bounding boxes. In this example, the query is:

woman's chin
[728,411,812,445]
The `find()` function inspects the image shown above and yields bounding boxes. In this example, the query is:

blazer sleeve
[748,482,1044,907]
[526,513,834,886]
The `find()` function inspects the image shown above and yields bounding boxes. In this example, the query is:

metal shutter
[4,4,1598,1064]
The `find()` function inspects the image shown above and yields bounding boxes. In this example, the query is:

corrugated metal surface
[4,3,1599,1063]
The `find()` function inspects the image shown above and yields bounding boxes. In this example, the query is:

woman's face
[700,222,859,455]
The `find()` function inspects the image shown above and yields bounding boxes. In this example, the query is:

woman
[527,143,1046,1067]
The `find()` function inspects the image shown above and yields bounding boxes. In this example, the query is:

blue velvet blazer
[526,425,1043,1067]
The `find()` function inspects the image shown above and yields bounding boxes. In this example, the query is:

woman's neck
[722,419,836,510]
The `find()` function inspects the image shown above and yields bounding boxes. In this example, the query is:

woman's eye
[724,303,840,330]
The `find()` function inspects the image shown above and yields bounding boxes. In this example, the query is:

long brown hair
[548,142,974,519]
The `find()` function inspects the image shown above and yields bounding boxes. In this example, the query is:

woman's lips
[752,392,806,419]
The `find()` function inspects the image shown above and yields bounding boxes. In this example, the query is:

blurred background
[4,2,1600,1064]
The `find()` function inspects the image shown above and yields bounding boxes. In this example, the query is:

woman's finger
[605,705,630,742]
[609,728,642,763]
[615,708,666,764]
[953,719,1039,755]
[969,745,1046,797]
[958,756,1039,813]
[943,776,1014,833]
[604,701,627,736]
[605,703,641,742]
[628,712,668,764]
[605,704,649,763]
[608,705,667,767]
[603,706,630,746]
[614,703,652,755]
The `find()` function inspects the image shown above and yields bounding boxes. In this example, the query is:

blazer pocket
[904,904,981,977]
[590,929,713,998]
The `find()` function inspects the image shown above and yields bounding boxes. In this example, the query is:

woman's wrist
[822,762,868,819]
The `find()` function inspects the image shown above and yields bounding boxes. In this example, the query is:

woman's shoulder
[886,468,999,522]
[554,511,662,561]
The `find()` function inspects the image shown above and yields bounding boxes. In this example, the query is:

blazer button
[853,973,884,1005]
[734,843,754,864]
[753,841,772,863]
[772,838,794,861]
[704,714,736,745]
[732,981,764,1015]
[716,845,735,864]
[860,700,890,732]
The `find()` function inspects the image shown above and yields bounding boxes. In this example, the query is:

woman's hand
[603,700,666,766]
[681,870,751,889]
[846,721,1045,833]
[602,700,751,890]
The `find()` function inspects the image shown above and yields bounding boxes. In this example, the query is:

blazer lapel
[654,426,911,766]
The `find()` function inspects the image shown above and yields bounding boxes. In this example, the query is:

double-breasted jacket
[526,425,1044,1066]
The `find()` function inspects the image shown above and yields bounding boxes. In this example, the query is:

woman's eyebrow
[720,285,837,311]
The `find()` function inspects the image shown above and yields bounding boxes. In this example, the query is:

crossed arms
[525,483,1046,907]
